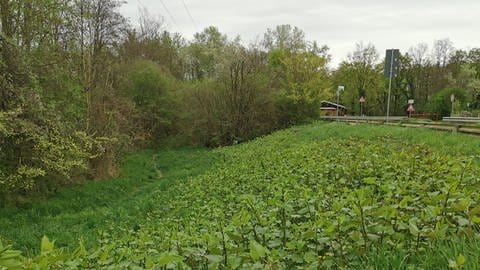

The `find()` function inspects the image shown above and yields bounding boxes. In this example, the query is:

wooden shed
[320,100,347,116]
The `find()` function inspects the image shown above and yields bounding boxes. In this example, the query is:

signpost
[359,96,365,117]
[406,99,415,117]
[407,104,415,117]
[384,49,400,123]
[450,94,455,117]
[337,85,344,120]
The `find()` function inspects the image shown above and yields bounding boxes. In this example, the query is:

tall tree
[185,26,227,80]
[70,0,128,178]
[334,42,383,115]
[0,0,92,200]
[263,24,306,53]
[219,44,272,142]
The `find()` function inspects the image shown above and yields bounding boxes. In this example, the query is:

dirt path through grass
[0,148,219,253]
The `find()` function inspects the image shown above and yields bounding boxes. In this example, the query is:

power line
[159,0,183,32]
[179,0,198,32]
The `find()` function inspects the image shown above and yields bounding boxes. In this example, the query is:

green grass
[296,121,480,156]
[0,147,220,254]
[1,122,480,269]
[359,237,480,269]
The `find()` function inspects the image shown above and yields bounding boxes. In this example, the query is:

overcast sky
[120,0,480,67]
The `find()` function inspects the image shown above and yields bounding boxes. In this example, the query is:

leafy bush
[0,37,93,203]
[428,87,467,117]
[124,60,179,146]
[0,109,92,201]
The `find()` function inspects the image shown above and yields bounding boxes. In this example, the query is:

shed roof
[320,100,347,110]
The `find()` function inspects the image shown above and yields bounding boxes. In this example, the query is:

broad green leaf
[409,222,419,235]
[363,177,376,185]
[206,255,223,263]
[158,254,183,266]
[351,231,361,241]
[249,240,269,261]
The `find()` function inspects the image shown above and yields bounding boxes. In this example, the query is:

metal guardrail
[442,117,480,123]
[320,116,406,121]
[320,116,480,136]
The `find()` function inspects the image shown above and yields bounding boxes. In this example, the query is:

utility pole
[450,94,455,117]
[337,85,344,121]
[386,52,394,123]
[385,49,399,123]
[359,96,365,117]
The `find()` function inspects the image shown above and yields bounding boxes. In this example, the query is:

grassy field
[1,122,480,269]
[0,148,220,254]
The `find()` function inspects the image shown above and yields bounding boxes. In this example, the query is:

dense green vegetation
[2,0,480,203]
[2,0,480,268]
[1,123,480,269]
[0,148,220,253]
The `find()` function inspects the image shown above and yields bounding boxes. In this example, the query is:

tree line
[335,41,480,117]
[1,0,479,203]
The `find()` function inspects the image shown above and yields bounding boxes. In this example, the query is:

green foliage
[269,50,331,126]
[0,108,92,200]
[359,237,480,269]
[0,241,24,270]
[448,64,480,109]
[217,46,276,144]
[0,148,219,252]
[429,87,467,117]
[333,42,385,116]
[178,45,278,147]
[185,26,228,80]
[3,0,480,203]
[2,123,480,268]
[4,0,480,266]
[0,34,92,202]
[263,24,309,53]
[265,27,331,126]
[125,60,178,144]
